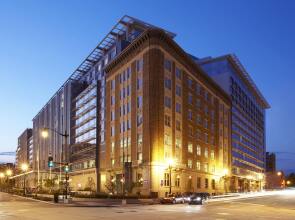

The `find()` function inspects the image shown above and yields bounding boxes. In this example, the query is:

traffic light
[64,163,70,173]
[48,156,54,168]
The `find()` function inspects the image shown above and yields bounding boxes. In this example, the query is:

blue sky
[0,0,294,172]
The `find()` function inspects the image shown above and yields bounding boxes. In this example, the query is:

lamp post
[41,127,69,197]
[21,163,28,196]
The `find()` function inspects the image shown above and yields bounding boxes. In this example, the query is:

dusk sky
[0,0,294,172]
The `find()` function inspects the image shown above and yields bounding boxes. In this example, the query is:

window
[176,120,181,131]
[111,126,115,136]
[111,111,115,121]
[188,110,192,120]
[111,79,115,90]
[188,126,193,137]
[165,96,171,108]
[204,147,208,158]
[204,119,208,129]
[204,91,209,101]
[136,59,143,72]
[165,78,172,90]
[164,115,171,127]
[211,165,215,173]
[175,67,181,79]
[176,103,181,113]
[197,177,201,189]
[164,59,172,72]
[204,163,208,172]
[164,134,171,146]
[196,129,201,140]
[111,142,115,153]
[205,178,209,188]
[188,93,193,104]
[196,99,201,110]
[137,134,143,146]
[164,173,170,186]
[137,77,143,90]
[111,95,115,106]
[137,96,143,108]
[176,138,181,148]
[205,133,209,143]
[196,161,201,170]
[111,159,115,166]
[137,113,143,126]
[211,179,215,189]
[211,150,215,160]
[197,114,202,125]
[187,159,193,169]
[197,145,201,156]
[196,84,201,95]
[188,142,193,153]
[175,175,180,187]
[137,152,143,162]
[204,105,209,115]
[176,85,181,96]
[187,78,193,88]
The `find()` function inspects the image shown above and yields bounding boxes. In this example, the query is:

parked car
[160,193,184,204]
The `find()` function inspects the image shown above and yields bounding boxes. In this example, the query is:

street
[1,191,295,220]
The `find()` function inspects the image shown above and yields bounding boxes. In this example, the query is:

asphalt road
[1,191,295,220]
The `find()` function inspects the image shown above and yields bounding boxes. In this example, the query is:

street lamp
[167,158,175,195]
[21,163,29,196]
[41,127,69,198]
[6,170,13,177]
[286,180,291,186]
[277,171,282,176]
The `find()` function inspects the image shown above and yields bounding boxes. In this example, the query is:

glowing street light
[286,180,291,185]
[6,170,13,176]
[21,163,29,172]
[277,171,282,176]
[41,129,49,138]
[0,173,4,178]
[223,169,229,176]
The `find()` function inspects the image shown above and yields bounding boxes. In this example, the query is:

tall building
[199,55,270,192]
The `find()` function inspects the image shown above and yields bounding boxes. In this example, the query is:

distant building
[16,128,32,168]
[266,152,276,173]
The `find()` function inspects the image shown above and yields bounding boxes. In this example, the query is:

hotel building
[17,15,273,197]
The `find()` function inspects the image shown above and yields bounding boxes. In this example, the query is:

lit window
[211,150,215,160]
[204,163,208,173]
[175,138,181,148]
[196,145,201,156]
[188,142,193,153]
[196,161,201,170]
[164,115,171,127]
[204,147,208,158]
[188,159,193,169]
[164,173,170,186]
